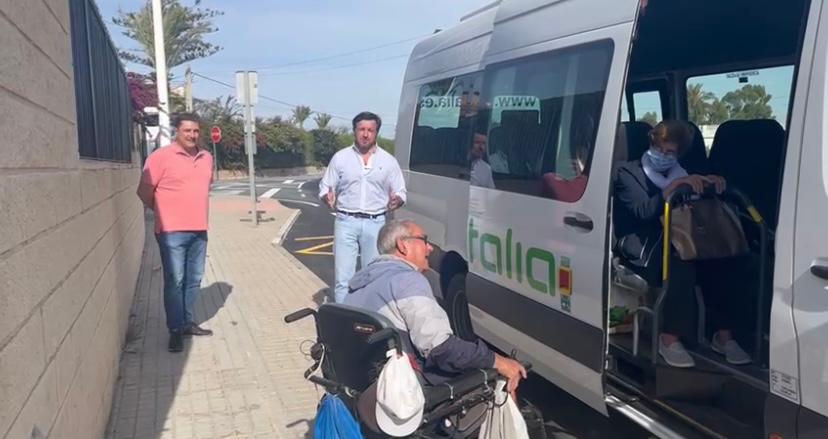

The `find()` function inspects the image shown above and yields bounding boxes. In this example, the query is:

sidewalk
[106,196,329,439]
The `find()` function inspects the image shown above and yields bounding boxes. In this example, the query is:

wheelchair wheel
[445,274,476,342]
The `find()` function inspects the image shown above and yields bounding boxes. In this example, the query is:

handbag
[667,197,749,261]
[478,380,530,439]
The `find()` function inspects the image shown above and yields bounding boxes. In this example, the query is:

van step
[654,365,727,401]
[663,399,763,439]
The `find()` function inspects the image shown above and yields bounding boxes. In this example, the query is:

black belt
[337,210,386,219]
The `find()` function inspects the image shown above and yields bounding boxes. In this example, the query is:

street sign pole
[211,140,218,182]
[238,71,258,225]
[210,126,221,182]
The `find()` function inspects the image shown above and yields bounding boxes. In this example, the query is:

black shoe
[183,324,213,336]
[168,333,184,352]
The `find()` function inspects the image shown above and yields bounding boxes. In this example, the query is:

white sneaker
[711,334,752,365]
[659,339,695,368]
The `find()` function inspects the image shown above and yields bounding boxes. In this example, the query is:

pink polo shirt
[141,142,213,234]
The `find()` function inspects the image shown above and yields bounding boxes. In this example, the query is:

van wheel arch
[438,252,474,341]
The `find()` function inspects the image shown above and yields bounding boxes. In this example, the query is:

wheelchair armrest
[423,368,500,410]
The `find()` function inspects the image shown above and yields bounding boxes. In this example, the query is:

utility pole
[184,66,193,112]
[151,0,170,148]
[237,71,259,225]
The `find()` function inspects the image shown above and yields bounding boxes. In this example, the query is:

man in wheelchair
[285,219,527,438]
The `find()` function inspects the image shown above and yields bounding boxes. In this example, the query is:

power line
[191,71,396,127]
[259,54,408,77]
[250,34,426,71]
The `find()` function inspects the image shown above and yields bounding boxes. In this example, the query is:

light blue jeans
[333,214,386,303]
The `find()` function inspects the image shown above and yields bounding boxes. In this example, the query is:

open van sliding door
[788,0,828,436]
[463,0,642,414]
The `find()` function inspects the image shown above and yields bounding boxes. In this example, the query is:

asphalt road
[212,175,651,438]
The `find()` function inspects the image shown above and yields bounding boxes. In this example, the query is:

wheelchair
[284,303,522,438]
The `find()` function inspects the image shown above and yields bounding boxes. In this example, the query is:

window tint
[410,73,483,179]
[686,65,794,149]
[475,41,614,201]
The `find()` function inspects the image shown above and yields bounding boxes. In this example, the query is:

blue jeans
[333,214,385,303]
[156,231,208,333]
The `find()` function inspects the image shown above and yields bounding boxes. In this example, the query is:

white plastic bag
[478,380,530,439]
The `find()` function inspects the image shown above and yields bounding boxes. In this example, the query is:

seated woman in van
[613,120,751,368]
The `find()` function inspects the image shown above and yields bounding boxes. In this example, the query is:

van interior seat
[682,122,711,175]
[620,121,653,162]
[709,119,786,229]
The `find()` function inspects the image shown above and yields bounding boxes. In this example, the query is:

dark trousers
[631,254,754,343]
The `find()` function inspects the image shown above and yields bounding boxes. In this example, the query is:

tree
[311,129,340,165]
[259,118,310,154]
[314,113,333,130]
[638,111,659,127]
[194,95,241,122]
[113,0,223,72]
[686,83,717,124]
[721,84,774,120]
[706,98,730,125]
[292,106,312,130]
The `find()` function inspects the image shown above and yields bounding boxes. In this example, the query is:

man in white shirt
[319,111,407,303]
[469,133,495,189]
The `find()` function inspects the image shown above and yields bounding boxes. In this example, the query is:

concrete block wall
[0,1,144,438]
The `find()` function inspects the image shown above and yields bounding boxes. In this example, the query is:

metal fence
[69,0,134,162]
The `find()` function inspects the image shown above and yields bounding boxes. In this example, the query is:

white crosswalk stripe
[260,187,281,199]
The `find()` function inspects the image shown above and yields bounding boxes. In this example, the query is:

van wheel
[445,274,475,341]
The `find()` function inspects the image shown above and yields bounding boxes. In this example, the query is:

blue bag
[314,393,364,439]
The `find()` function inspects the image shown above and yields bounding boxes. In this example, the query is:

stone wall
[0,1,144,438]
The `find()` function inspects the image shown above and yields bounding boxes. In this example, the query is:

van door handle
[811,258,828,280]
[564,212,594,232]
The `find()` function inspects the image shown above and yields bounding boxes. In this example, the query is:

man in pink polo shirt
[137,113,214,353]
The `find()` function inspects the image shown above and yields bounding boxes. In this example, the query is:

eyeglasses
[403,235,429,245]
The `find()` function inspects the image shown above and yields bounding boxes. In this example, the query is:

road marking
[284,179,294,184]
[294,235,334,242]
[301,193,306,198]
[298,181,306,190]
[295,240,334,256]
[276,199,320,208]
[260,188,281,199]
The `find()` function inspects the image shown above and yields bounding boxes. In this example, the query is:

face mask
[645,148,678,172]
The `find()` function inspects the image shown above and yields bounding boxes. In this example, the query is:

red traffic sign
[210,126,222,143]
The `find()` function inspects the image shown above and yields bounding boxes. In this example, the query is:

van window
[410,73,483,179]
[686,65,794,148]
[632,91,662,126]
[476,40,613,200]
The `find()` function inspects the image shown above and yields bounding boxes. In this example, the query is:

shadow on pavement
[152,281,233,439]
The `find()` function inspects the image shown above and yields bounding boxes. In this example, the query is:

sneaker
[659,339,695,368]
[711,334,751,365]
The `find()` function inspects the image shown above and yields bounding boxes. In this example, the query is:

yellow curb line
[294,235,335,242]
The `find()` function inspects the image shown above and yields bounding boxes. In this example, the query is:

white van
[393,0,828,437]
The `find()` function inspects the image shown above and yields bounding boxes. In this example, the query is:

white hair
[377,219,417,255]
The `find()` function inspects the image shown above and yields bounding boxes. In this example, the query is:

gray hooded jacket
[345,256,495,380]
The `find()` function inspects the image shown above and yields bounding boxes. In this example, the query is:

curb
[272,208,301,247]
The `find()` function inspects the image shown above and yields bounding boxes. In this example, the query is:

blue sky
[96,0,492,137]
